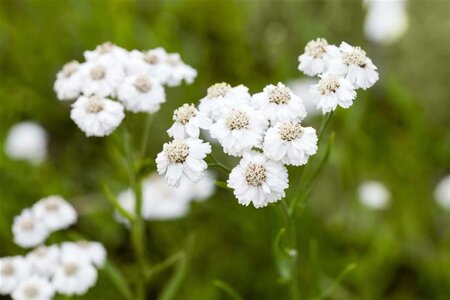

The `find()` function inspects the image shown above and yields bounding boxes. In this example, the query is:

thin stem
[208,155,232,173]
[140,113,154,158]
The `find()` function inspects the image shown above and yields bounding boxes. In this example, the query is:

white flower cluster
[298,38,379,114]
[54,42,197,137]
[2,198,106,299]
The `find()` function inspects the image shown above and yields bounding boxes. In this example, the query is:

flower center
[166,55,180,66]
[20,218,35,231]
[279,122,303,141]
[342,47,367,67]
[144,51,159,64]
[245,163,267,186]
[90,65,106,80]
[61,61,79,78]
[268,85,291,104]
[225,110,250,130]
[133,76,152,93]
[24,285,39,299]
[64,263,79,276]
[97,42,114,54]
[305,38,328,58]
[77,241,90,248]
[173,104,198,125]
[44,200,60,211]
[1,262,14,276]
[318,75,341,95]
[85,96,105,113]
[165,141,189,164]
[207,82,232,98]
[33,246,48,257]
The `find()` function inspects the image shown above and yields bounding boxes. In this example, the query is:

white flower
[126,48,171,81]
[26,245,60,277]
[358,180,391,210]
[251,82,306,124]
[183,171,216,201]
[227,151,289,208]
[4,121,48,164]
[156,138,211,187]
[288,78,320,118]
[209,106,268,157]
[54,60,82,100]
[298,38,331,76]
[198,83,251,121]
[32,195,77,231]
[12,209,49,248]
[328,42,379,89]
[52,255,98,296]
[310,73,357,114]
[70,95,125,137]
[435,175,450,210]
[263,122,318,166]
[79,57,125,97]
[163,53,197,87]
[117,73,166,113]
[83,41,130,66]
[12,275,55,300]
[167,103,211,139]
[0,256,30,295]
[60,241,106,268]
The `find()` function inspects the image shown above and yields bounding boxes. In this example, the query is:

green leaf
[146,252,185,281]
[273,227,291,283]
[313,263,356,300]
[103,260,134,300]
[213,279,245,300]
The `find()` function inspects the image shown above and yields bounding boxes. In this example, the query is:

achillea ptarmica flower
[26,245,60,277]
[251,82,306,124]
[80,57,125,97]
[263,121,318,166]
[435,175,450,210]
[358,180,391,210]
[60,241,106,268]
[126,48,171,81]
[32,195,77,231]
[84,42,129,64]
[54,60,82,100]
[70,95,125,137]
[328,42,379,89]
[0,256,30,295]
[310,73,357,114]
[163,53,197,87]
[11,275,55,300]
[227,152,289,208]
[4,121,48,164]
[198,83,251,121]
[167,103,211,139]
[156,138,211,187]
[210,106,268,157]
[298,38,331,76]
[12,209,49,248]
[117,73,166,113]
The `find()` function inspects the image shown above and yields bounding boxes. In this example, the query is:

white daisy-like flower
[79,57,125,97]
[12,209,49,248]
[288,78,320,118]
[263,121,318,166]
[26,245,60,277]
[117,73,166,113]
[209,106,268,157]
[54,60,83,100]
[227,152,289,208]
[198,83,251,121]
[70,95,125,137]
[328,42,379,89]
[310,73,357,114]
[83,41,130,66]
[156,138,211,187]
[358,180,391,210]
[298,38,331,76]
[4,121,48,164]
[435,175,450,210]
[11,275,55,300]
[32,195,77,231]
[251,82,306,124]
[126,48,172,82]
[167,103,211,139]
[60,241,106,268]
[163,53,197,87]
[52,255,98,296]
[0,256,30,295]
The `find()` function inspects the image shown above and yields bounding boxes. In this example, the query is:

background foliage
[0,0,449,299]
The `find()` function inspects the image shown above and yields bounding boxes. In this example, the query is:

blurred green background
[1,0,449,299]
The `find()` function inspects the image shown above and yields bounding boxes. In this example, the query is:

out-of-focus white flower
[60,241,106,268]
[116,189,136,225]
[435,175,450,210]
[364,0,409,45]
[251,82,306,124]
[198,83,251,121]
[167,103,211,139]
[4,121,48,164]
[79,57,125,97]
[70,95,125,137]
[54,60,83,100]
[227,151,289,208]
[84,42,129,66]
[156,139,211,187]
[126,48,172,82]
[328,42,379,90]
[12,209,49,248]
[117,74,166,113]
[310,73,357,114]
[0,256,30,295]
[26,245,60,278]
[288,78,320,118]
[163,53,197,87]
[182,171,216,201]
[358,180,391,210]
[32,195,77,231]
[11,275,55,300]
[263,122,318,166]
[298,38,331,76]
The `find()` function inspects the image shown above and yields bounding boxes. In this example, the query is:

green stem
[140,113,154,158]
[208,155,232,173]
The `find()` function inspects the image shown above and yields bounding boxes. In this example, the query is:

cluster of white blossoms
[54,42,197,137]
[2,198,106,299]
[358,180,391,210]
[298,38,379,114]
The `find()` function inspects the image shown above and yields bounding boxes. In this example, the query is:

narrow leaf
[102,183,135,222]
[213,279,245,300]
